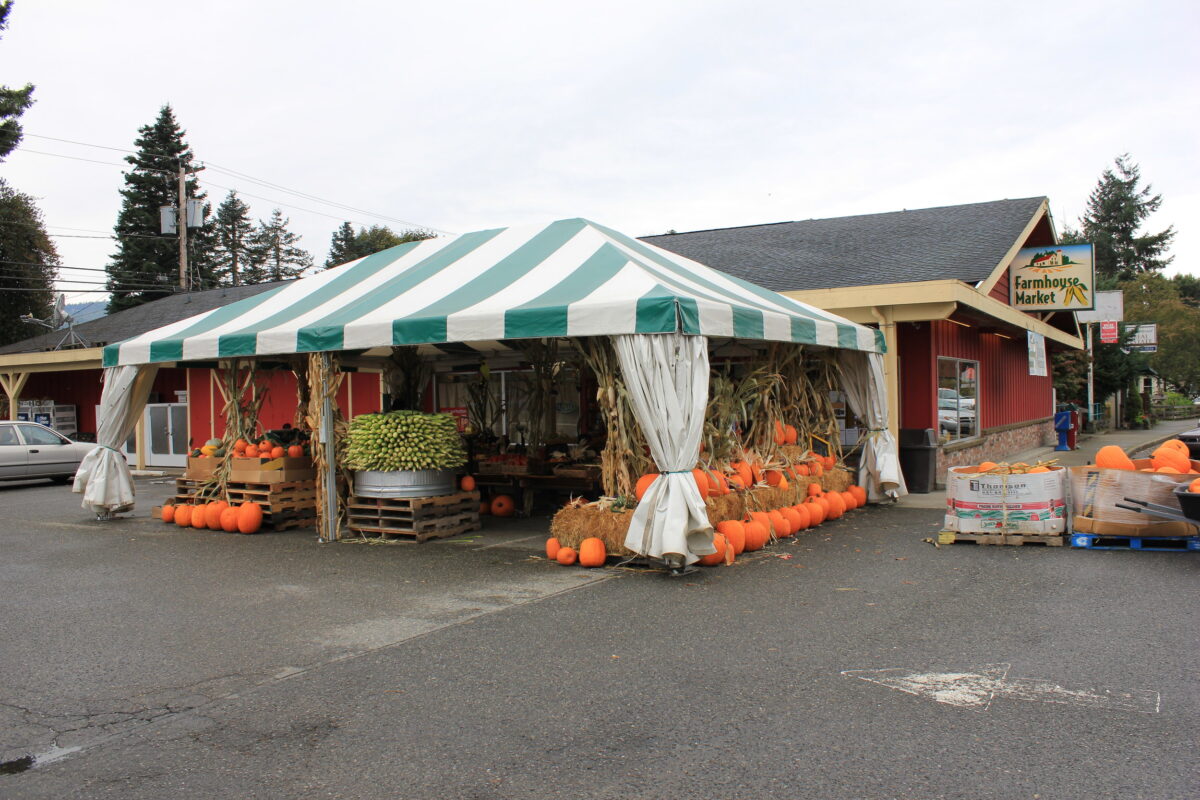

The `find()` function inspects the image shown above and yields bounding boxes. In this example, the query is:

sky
[3,0,1198,302]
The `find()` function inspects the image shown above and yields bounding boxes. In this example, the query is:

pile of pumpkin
[544,481,868,568]
[232,437,308,460]
[957,460,1056,474]
[160,500,265,534]
[634,453,839,501]
[1093,440,1198,475]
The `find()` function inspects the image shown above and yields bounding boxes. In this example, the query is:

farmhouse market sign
[1009,244,1095,312]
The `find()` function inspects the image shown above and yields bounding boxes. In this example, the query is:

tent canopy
[104,218,883,367]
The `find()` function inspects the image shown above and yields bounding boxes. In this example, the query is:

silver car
[0,421,96,483]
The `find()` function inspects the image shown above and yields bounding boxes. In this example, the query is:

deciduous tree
[0,179,58,345]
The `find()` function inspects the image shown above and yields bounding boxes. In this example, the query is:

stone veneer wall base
[935,420,1054,485]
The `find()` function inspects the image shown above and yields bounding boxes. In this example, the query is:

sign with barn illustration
[1009,243,1095,312]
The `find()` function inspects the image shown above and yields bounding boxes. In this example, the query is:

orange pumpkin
[219,506,239,532]
[714,472,730,496]
[1151,446,1189,473]
[732,461,754,488]
[840,490,857,511]
[579,537,607,568]
[287,445,304,458]
[635,473,659,502]
[768,509,789,538]
[849,485,867,507]
[460,475,477,492]
[490,495,516,517]
[698,532,728,566]
[717,520,746,555]
[546,537,561,560]
[784,424,798,445]
[237,502,264,534]
[764,470,783,487]
[555,546,578,565]
[791,503,811,531]
[778,475,789,491]
[726,475,745,491]
[1162,439,1189,455]
[806,482,823,497]
[690,468,710,499]
[1095,445,1135,471]
[825,492,845,520]
[244,444,260,458]
[781,507,803,537]
[748,511,772,537]
[773,420,787,446]
[743,520,769,551]
[234,438,248,452]
[268,446,284,459]
[479,500,490,515]
[1156,466,1181,474]
[793,463,809,477]
[204,501,228,530]
[1189,478,1200,493]
[804,496,827,525]
[174,504,193,528]
[704,470,724,497]
[191,504,209,529]
[161,504,175,524]
[749,461,763,485]
[1028,466,1051,473]
[810,462,824,478]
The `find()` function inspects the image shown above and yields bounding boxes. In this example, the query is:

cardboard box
[1068,459,1193,526]
[944,466,1067,533]
[229,456,315,484]
[184,456,223,480]
[1072,514,1197,538]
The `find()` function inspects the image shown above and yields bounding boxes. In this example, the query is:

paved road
[1,478,1197,798]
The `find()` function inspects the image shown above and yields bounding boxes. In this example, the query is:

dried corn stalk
[188,360,266,503]
[518,338,561,450]
[304,352,351,540]
[382,345,432,411]
[575,337,649,498]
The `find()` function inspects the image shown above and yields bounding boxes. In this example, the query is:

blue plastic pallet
[1069,533,1200,551]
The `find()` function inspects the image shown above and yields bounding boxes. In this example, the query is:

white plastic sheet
[73,365,159,515]
[614,333,714,565]
[838,350,907,502]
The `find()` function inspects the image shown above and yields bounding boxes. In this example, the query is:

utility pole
[1086,322,1095,430]
[177,163,189,291]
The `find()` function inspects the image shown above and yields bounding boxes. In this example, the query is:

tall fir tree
[1073,154,1175,280]
[0,1,34,162]
[211,191,255,286]
[323,222,434,268]
[324,221,356,268]
[247,209,312,282]
[0,179,59,345]
[105,105,213,313]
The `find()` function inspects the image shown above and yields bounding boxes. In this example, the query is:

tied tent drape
[73,365,159,515]
[613,333,714,565]
[837,350,906,502]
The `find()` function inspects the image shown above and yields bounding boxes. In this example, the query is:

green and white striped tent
[103,218,882,367]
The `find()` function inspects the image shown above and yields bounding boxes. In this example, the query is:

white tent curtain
[613,333,715,565]
[73,364,160,515]
[837,350,907,502]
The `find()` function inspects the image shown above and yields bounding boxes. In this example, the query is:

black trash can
[898,428,938,493]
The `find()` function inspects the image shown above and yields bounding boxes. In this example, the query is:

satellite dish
[52,294,73,329]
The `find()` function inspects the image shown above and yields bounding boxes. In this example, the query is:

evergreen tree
[1075,154,1175,280]
[323,222,434,268]
[211,191,255,286]
[106,105,212,313]
[247,209,312,282]
[324,221,356,268]
[0,179,58,346]
[0,2,34,163]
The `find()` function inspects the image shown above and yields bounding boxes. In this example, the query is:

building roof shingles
[640,196,1047,291]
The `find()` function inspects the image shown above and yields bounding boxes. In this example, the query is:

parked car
[938,399,976,435]
[939,387,976,411]
[0,421,95,483]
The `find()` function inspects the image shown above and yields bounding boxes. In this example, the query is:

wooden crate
[170,478,317,531]
[937,530,1064,547]
[347,490,481,542]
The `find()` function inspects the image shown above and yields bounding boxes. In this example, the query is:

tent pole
[319,352,338,542]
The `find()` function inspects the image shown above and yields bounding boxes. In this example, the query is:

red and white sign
[1099,321,1119,344]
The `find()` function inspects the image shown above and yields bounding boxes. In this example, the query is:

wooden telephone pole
[178,164,189,291]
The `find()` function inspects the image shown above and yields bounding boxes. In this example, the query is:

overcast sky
[4,0,1197,302]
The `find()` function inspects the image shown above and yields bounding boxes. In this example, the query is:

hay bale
[821,467,853,493]
[550,505,638,557]
[705,492,745,527]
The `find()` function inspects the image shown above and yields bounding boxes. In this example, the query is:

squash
[1095,445,1135,470]
[764,470,783,487]
[237,502,264,534]
[460,475,477,492]
[790,503,811,531]
[825,492,845,520]
[191,504,209,529]
[806,482,823,497]
[1151,446,1189,473]
[578,537,607,568]
[267,446,283,459]
[748,511,772,536]
[1189,478,1200,493]
[698,533,728,566]
[219,506,239,532]
[793,463,809,477]
[555,546,578,566]
[743,520,768,551]
[1162,439,1190,456]
[704,470,725,497]
[1027,466,1051,473]
[635,473,658,502]
[490,495,516,517]
[174,504,193,528]
[840,490,857,511]
[161,504,175,524]
[781,507,803,535]
[773,420,787,446]
[784,424,798,445]
[768,509,789,538]
[726,475,745,491]
[204,501,228,530]
[691,468,709,499]
[244,444,259,458]
[732,461,754,488]
[717,520,746,554]
[287,444,304,458]
[545,536,561,560]
[804,496,826,525]
[849,485,867,507]
[809,462,824,478]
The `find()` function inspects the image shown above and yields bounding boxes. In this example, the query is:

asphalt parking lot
[1,476,1197,799]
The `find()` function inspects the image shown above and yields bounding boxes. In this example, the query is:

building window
[938,357,979,443]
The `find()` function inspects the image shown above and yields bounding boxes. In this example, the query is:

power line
[12,147,177,176]
[24,133,179,163]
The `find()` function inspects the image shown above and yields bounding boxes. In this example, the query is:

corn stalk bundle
[806,352,843,464]
[703,363,773,469]
[304,352,350,539]
[518,338,560,450]
[289,356,311,430]
[188,360,266,503]
[465,364,502,436]
[574,337,649,498]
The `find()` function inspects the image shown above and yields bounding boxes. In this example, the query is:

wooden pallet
[347,491,481,542]
[170,478,317,531]
[938,530,1065,547]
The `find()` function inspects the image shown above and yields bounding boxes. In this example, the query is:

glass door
[145,403,189,467]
